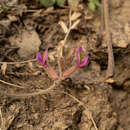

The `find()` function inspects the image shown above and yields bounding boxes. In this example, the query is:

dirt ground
[0,0,130,130]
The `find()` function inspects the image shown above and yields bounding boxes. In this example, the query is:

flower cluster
[36,45,89,80]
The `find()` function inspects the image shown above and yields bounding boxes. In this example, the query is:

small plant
[88,0,101,14]
[36,10,89,81]
[37,45,89,80]
[39,0,65,7]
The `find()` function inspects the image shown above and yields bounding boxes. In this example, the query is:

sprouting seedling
[36,45,89,80]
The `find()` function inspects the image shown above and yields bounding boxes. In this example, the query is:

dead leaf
[7,15,18,22]
[1,62,7,75]
[71,19,80,29]
[68,0,80,11]
[28,62,34,71]
[71,12,81,21]
[32,71,41,76]
[15,63,21,68]
[105,78,115,83]
[0,20,11,27]
[49,52,56,62]
[59,21,68,33]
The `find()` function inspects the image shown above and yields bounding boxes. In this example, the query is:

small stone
[9,29,41,58]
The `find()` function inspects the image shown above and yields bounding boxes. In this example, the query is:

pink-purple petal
[78,46,83,53]
[43,47,49,64]
[36,52,43,64]
[79,56,89,67]
[76,46,89,68]
[36,47,49,67]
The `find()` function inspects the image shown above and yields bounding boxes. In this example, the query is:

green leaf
[88,1,96,12]
[97,6,102,16]
[39,0,55,8]
[89,0,96,4]
[88,0,101,13]
[56,0,65,7]
[95,0,101,7]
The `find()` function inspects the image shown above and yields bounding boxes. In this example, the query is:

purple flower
[76,46,89,68]
[36,47,49,67]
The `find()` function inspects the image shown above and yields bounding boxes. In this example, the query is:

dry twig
[0,79,25,88]
[0,59,36,65]
[0,107,5,130]
[4,80,61,98]
[101,0,115,78]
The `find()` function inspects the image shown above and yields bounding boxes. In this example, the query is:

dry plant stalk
[102,0,115,78]
[0,59,36,65]
[0,79,25,88]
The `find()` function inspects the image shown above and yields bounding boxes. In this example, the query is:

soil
[0,0,130,130]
